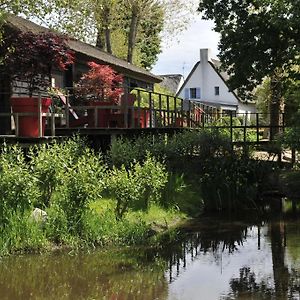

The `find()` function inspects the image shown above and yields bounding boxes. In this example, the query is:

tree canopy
[1,0,195,70]
[198,0,300,137]
[198,0,300,97]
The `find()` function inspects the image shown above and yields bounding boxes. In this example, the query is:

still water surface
[1,216,300,299]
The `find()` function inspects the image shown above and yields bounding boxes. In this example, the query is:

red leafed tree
[76,61,124,104]
[2,31,75,96]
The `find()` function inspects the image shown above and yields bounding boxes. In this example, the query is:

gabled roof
[176,62,200,96]
[158,74,184,95]
[176,59,243,101]
[4,14,162,84]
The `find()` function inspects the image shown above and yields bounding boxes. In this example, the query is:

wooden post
[174,97,177,127]
[38,93,42,137]
[94,106,98,128]
[65,92,70,128]
[181,98,184,127]
[137,90,141,128]
[15,113,19,137]
[256,113,259,143]
[130,95,135,129]
[166,95,170,126]
[244,112,247,143]
[158,94,162,128]
[187,101,191,127]
[51,111,55,136]
[149,92,153,128]
[230,111,233,143]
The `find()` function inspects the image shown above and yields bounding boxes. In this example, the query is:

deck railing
[0,89,285,144]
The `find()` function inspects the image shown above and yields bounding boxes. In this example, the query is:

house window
[214,86,220,96]
[184,87,201,99]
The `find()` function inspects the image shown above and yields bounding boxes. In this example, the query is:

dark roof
[4,14,161,84]
[158,74,183,95]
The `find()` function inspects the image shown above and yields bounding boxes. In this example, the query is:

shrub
[106,155,168,218]
[30,136,95,208]
[0,145,39,226]
[132,155,167,210]
[54,149,106,234]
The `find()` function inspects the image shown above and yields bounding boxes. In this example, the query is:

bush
[30,136,89,208]
[108,130,232,168]
[106,155,168,219]
[0,145,39,226]
[54,148,106,234]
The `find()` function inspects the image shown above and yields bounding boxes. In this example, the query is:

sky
[152,14,220,78]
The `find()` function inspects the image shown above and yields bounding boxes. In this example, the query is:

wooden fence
[0,89,285,146]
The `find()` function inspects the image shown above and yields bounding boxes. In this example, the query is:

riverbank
[0,199,188,256]
[0,131,295,256]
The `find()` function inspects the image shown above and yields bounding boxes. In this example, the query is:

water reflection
[1,216,300,299]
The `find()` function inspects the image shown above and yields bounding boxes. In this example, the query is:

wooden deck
[0,89,287,154]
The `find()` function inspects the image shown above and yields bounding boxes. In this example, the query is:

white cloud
[152,15,220,77]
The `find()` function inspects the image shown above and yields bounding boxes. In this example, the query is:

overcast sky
[152,14,220,78]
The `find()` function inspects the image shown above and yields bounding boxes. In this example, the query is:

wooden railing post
[94,107,98,128]
[243,112,248,143]
[256,113,259,143]
[230,111,233,143]
[51,110,55,137]
[137,90,141,129]
[65,92,70,128]
[166,95,170,126]
[174,97,177,127]
[15,113,19,137]
[38,93,42,137]
[187,101,191,127]
[149,91,153,128]
[158,94,162,128]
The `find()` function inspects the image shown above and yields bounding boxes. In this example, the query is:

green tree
[198,0,300,138]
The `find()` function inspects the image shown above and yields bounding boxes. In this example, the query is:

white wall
[178,49,256,114]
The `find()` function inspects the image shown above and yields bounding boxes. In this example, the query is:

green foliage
[211,116,257,142]
[106,155,167,219]
[198,158,275,212]
[0,211,47,255]
[29,136,91,207]
[198,0,300,97]
[280,127,300,151]
[0,145,39,226]
[108,130,233,168]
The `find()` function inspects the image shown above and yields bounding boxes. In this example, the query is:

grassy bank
[0,130,278,256]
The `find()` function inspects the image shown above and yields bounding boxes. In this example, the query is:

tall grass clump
[30,137,106,241]
[106,155,168,219]
[0,145,39,227]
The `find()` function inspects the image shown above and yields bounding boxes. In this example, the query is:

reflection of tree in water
[161,220,251,283]
[224,221,300,299]
[225,267,275,299]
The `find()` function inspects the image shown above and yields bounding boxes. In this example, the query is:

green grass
[90,198,187,230]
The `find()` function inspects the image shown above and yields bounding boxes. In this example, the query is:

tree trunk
[96,27,105,50]
[103,5,112,54]
[105,27,112,54]
[127,8,139,63]
[269,76,284,140]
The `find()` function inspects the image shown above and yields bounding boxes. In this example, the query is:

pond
[1,214,300,300]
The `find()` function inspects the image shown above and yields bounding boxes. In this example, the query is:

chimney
[200,48,211,63]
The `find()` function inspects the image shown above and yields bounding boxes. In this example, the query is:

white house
[176,49,256,116]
